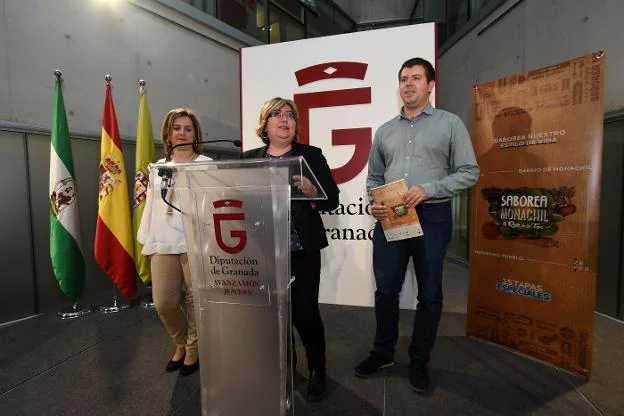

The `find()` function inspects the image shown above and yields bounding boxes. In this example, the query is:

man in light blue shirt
[354,58,479,393]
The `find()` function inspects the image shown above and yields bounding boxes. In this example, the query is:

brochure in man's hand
[370,179,424,242]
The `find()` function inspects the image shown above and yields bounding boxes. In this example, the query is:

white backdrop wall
[241,23,436,308]
[0,0,250,143]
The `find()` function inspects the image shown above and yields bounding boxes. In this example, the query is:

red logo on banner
[213,199,247,254]
[294,61,372,184]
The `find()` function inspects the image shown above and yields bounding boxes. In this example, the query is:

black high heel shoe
[180,360,199,376]
[166,355,185,372]
[307,369,326,402]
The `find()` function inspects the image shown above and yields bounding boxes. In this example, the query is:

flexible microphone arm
[158,139,242,214]
[165,139,242,162]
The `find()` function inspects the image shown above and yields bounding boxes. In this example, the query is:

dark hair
[398,57,435,83]
[161,108,203,154]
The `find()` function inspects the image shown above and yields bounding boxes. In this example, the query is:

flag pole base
[140,285,155,309]
[57,303,94,320]
[140,293,155,309]
[99,299,130,314]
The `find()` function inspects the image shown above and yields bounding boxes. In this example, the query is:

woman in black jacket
[242,97,339,401]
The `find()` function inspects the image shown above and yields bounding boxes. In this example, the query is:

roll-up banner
[467,52,606,377]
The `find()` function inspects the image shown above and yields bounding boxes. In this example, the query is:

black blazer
[241,142,340,251]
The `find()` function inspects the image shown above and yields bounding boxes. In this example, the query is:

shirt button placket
[406,122,414,178]
[405,123,414,178]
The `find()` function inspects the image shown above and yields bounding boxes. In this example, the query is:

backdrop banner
[241,23,436,308]
[466,52,606,377]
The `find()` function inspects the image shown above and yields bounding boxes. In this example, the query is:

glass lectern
[148,157,327,416]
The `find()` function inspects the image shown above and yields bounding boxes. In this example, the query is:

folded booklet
[370,179,424,242]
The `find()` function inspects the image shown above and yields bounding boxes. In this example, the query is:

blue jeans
[371,201,452,363]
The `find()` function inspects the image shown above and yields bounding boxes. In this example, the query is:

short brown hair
[160,108,203,154]
[255,97,299,145]
[398,57,435,83]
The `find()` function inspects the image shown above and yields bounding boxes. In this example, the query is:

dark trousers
[372,201,452,363]
[291,249,326,371]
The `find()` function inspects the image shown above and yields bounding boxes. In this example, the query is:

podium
[149,156,327,416]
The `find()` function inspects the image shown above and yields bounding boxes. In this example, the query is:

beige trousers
[151,253,198,361]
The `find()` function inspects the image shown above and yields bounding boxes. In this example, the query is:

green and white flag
[49,73,85,300]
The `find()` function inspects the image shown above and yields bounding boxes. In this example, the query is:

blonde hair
[161,108,203,154]
[255,97,299,145]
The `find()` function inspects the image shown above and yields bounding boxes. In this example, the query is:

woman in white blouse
[138,108,211,376]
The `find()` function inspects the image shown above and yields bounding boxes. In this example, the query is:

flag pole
[96,73,133,314]
[135,78,155,310]
[51,69,93,320]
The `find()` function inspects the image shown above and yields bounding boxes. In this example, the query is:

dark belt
[422,199,451,205]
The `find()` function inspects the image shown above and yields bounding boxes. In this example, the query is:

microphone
[158,139,242,214]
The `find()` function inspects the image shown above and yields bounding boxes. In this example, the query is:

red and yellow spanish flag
[95,79,136,299]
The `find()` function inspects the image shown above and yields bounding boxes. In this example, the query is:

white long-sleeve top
[137,155,212,255]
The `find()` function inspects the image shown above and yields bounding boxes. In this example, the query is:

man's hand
[371,202,389,221]
[403,185,428,208]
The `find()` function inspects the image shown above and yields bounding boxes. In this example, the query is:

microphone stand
[158,139,242,213]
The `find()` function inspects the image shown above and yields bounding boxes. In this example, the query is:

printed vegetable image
[559,205,576,216]
[392,204,408,216]
[552,186,577,217]
[482,222,501,239]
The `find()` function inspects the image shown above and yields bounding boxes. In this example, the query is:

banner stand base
[466,334,590,379]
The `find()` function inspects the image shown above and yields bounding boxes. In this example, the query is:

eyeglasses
[269,110,296,120]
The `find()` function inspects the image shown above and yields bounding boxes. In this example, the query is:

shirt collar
[398,102,434,120]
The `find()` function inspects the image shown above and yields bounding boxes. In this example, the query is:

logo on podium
[213,199,247,254]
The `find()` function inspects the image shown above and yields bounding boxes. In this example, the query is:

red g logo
[294,61,372,185]
[213,199,247,254]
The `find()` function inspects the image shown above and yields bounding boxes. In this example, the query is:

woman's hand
[293,175,318,198]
